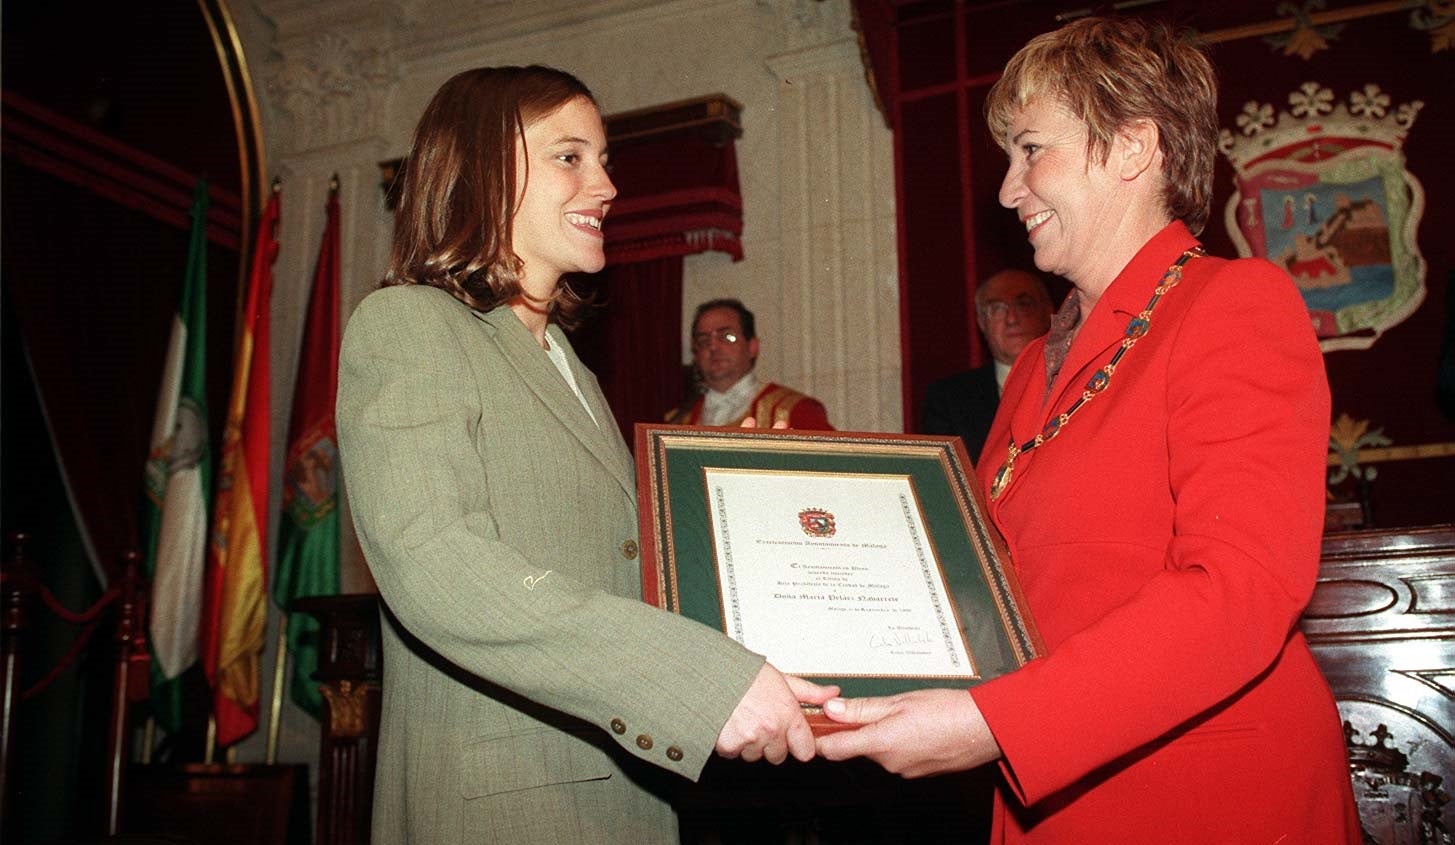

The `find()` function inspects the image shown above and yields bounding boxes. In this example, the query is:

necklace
[988,246,1204,501]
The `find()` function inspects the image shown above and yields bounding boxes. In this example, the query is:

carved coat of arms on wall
[1219,83,1427,351]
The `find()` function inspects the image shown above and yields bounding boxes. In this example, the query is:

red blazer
[971,222,1360,842]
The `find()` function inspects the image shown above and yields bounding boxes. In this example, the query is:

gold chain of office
[988,246,1205,501]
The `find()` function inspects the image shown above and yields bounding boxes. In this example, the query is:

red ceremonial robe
[667,381,833,430]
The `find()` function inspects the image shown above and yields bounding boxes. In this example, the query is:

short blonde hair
[985,17,1218,235]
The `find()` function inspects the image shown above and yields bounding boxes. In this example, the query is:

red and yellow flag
[202,185,280,747]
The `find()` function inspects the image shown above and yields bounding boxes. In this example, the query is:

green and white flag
[141,178,212,732]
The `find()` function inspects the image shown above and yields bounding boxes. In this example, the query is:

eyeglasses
[691,328,742,350]
[981,296,1046,321]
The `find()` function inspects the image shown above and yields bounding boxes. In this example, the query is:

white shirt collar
[994,360,1012,394]
[701,372,760,425]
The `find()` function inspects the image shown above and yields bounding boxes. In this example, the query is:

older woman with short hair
[820,17,1360,841]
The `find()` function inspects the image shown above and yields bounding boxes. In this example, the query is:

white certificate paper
[704,468,975,679]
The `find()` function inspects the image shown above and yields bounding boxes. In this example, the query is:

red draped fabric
[2,92,240,580]
[605,130,743,264]
[571,258,688,444]
[572,123,744,447]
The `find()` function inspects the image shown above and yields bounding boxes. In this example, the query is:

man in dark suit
[920,270,1053,460]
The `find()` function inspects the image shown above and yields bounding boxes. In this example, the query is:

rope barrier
[12,573,125,700]
[21,617,107,701]
[33,583,121,625]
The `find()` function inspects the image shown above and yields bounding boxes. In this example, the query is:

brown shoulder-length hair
[985,17,1218,235]
[384,65,597,327]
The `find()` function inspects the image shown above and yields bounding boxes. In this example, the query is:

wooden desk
[124,763,310,844]
[1303,525,1454,845]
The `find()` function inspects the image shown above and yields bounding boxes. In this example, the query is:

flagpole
[265,622,288,763]
[262,174,288,767]
[204,715,217,764]
[140,717,155,764]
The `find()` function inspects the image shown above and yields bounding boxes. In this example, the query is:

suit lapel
[1042,299,1126,413]
[472,307,635,500]
[998,316,1124,509]
[1041,223,1201,415]
[999,222,1200,504]
[971,366,1000,414]
[1003,339,1049,468]
[553,326,636,499]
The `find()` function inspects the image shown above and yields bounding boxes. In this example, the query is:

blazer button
[636,734,653,750]
[610,718,626,735]
[621,539,639,560]
[666,746,683,762]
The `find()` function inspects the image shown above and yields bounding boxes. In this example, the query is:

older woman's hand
[814,688,1002,777]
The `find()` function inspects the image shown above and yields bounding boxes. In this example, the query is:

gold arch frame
[197,0,267,278]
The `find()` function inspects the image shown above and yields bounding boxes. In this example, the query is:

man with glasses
[665,298,832,429]
[921,270,1054,459]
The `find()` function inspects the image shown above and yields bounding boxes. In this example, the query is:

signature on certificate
[868,626,932,649]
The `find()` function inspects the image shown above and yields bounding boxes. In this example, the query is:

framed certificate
[635,425,1042,709]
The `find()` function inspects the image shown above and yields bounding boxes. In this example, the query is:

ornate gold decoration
[1329,413,1393,484]
[1265,0,1344,59]
[321,679,371,738]
[1198,0,1451,56]
[1325,411,1455,512]
[195,0,267,285]
[1412,0,1455,51]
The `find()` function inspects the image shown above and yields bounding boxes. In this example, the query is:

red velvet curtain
[1,95,240,579]
[570,258,688,446]
[571,123,744,449]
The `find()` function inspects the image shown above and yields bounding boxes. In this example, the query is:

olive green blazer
[337,285,763,843]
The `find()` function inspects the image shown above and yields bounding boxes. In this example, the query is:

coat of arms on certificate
[797,508,836,538]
